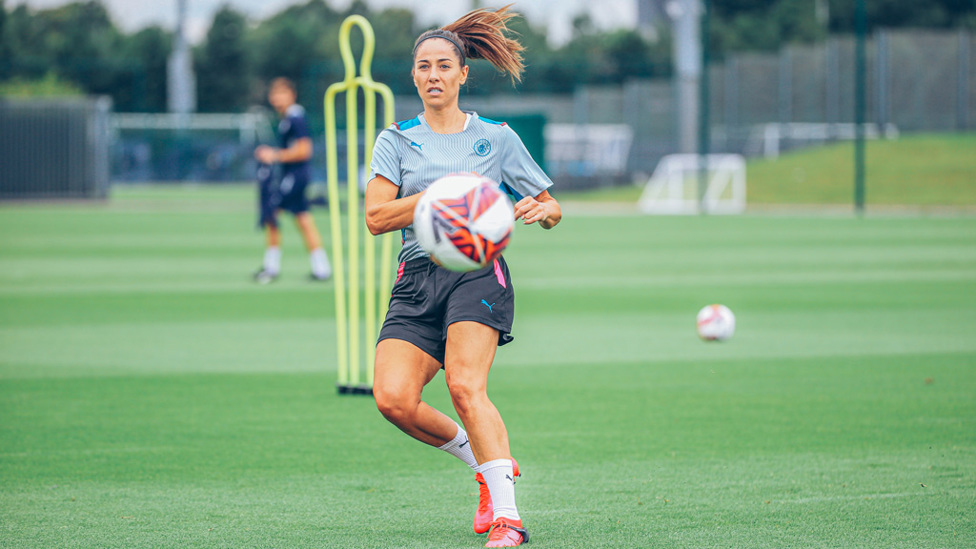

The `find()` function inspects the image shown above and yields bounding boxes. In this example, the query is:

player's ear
[459,65,469,86]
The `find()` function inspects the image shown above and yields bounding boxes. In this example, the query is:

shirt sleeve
[499,124,552,201]
[368,128,402,187]
[289,113,309,140]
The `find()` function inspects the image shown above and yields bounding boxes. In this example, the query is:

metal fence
[605,29,972,175]
[466,29,973,179]
[0,97,112,199]
[96,28,973,187]
[410,29,972,183]
[708,29,974,155]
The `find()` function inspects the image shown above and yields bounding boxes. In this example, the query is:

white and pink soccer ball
[413,172,514,272]
[696,304,736,341]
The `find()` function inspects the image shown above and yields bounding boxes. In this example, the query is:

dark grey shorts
[378,256,515,364]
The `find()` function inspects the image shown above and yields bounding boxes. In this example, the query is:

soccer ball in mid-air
[413,172,514,272]
[697,304,736,341]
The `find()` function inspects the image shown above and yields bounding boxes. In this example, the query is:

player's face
[412,38,468,109]
[268,85,295,115]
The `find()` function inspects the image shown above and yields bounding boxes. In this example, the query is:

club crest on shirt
[473,138,491,157]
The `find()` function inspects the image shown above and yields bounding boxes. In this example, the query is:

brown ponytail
[413,4,525,84]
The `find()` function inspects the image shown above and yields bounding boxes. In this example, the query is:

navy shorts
[277,167,310,215]
[257,164,310,228]
[378,256,515,364]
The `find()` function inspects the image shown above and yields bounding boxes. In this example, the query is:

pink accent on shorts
[493,259,507,288]
[396,262,405,284]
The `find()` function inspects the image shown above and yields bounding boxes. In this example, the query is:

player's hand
[254,145,278,164]
[513,196,550,225]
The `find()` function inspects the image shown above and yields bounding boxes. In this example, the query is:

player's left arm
[501,125,560,229]
[514,190,561,229]
[255,137,312,164]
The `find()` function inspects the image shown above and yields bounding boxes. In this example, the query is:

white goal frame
[638,154,746,215]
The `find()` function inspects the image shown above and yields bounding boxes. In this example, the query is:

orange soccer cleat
[473,458,520,534]
[485,517,529,547]
[473,472,493,534]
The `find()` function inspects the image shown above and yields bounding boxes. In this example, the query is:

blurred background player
[253,77,331,283]
[364,7,561,547]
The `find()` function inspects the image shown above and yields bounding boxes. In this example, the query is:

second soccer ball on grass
[413,172,514,272]
[697,304,736,341]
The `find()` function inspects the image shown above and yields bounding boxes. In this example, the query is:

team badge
[473,138,491,157]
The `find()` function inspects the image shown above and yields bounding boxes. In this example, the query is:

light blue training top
[368,111,553,264]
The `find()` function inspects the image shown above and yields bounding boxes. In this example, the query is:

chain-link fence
[458,29,973,180]
[653,29,970,173]
[97,29,971,187]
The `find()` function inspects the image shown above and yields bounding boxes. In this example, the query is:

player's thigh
[443,321,499,392]
[374,338,442,402]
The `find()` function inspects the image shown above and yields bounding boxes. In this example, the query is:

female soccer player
[253,77,331,283]
[363,7,561,548]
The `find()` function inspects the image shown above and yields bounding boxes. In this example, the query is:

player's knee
[445,375,485,416]
[372,387,399,419]
[373,387,414,426]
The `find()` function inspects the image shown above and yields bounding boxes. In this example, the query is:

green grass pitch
[1,186,974,548]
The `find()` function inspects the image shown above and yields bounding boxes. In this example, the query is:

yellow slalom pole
[325,15,395,395]
[344,41,361,388]
[362,85,376,388]
[324,83,347,388]
[363,82,396,388]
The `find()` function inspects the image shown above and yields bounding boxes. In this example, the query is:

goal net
[638,154,746,215]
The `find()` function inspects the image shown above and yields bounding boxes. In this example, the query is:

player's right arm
[364,175,423,236]
[365,128,422,236]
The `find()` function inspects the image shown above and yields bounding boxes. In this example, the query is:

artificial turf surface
[1,187,974,548]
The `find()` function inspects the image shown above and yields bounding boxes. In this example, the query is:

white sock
[477,458,520,521]
[310,248,331,278]
[437,422,479,470]
[263,246,281,274]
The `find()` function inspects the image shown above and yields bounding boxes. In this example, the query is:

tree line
[1,0,973,113]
